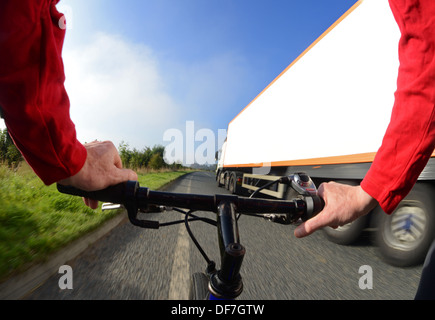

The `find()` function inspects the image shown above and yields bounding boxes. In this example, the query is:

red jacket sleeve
[0,0,87,185]
[361,0,435,214]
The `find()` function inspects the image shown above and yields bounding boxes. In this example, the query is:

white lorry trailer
[216,0,435,267]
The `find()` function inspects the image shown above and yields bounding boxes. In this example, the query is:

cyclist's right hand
[58,140,138,209]
[294,182,377,238]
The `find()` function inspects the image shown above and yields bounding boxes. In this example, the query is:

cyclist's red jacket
[361,0,435,214]
[0,0,435,214]
[0,0,87,185]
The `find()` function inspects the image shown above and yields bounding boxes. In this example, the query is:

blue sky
[1,0,359,162]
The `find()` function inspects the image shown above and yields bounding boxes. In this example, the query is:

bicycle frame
[57,173,323,300]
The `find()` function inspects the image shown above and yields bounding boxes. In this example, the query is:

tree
[118,142,168,170]
[0,128,23,167]
[0,129,7,160]
[149,153,164,170]
[118,141,132,168]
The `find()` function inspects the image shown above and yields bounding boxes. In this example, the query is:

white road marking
[168,176,191,300]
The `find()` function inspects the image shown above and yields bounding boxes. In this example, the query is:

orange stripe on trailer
[229,0,364,125]
[223,152,377,168]
[223,151,435,169]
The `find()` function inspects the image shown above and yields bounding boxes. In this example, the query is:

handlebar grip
[56,181,135,205]
[57,181,160,229]
[302,195,325,222]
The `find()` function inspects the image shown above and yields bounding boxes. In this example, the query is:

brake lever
[102,203,123,211]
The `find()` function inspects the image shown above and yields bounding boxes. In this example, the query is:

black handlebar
[57,180,324,225]
[57,182,130,204]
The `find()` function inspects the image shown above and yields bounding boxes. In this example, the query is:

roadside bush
[118,141,175,171]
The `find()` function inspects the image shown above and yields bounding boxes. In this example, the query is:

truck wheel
[228,174,235,194]
[216,171,223,187]
[322,180,367,245]
[374,183,435,267]
[224,172,230,190]
[323,214,369,245]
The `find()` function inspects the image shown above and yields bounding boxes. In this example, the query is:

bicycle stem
[209,200,245,300]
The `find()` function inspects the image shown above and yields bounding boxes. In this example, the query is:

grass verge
[0,163,190,283]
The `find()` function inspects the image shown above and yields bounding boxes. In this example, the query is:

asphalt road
[26,171,423,300]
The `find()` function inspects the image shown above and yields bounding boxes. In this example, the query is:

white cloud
[1,30,246,168]
[63,32,181,149]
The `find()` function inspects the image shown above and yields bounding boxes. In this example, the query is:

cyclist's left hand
[58,140,138,209]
